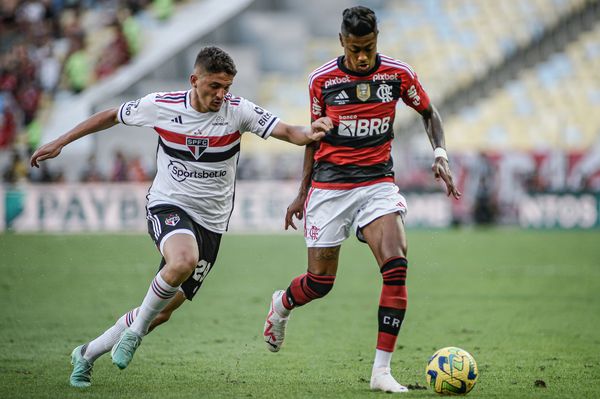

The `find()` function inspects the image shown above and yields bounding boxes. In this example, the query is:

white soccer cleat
[263,290,289,352]
[370,367,409,393]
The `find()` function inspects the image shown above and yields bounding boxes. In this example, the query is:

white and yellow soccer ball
[426,346,478,395]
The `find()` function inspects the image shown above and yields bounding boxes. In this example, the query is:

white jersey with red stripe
[117,90,280,233]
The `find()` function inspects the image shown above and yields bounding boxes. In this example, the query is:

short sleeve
[399,69,431,112]
[117,93,158,127]
[237,98,280,140]
[309,79,324,122]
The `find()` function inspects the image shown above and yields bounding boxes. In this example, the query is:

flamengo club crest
[356,83,371,102]
[186,137,209,160]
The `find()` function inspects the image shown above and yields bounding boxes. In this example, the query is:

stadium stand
[0,0,180,182]
[1,0,599,227]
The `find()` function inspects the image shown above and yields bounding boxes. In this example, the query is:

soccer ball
[426,347,478,395]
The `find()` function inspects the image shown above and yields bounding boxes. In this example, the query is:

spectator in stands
[0,94,18,149]
[2,150,27,183]
[110,150,128,182]
[80,154,105,182]
[63,33,91,93]
[95,19,131,79]
[472,151,497,225]
[127,155,150,182]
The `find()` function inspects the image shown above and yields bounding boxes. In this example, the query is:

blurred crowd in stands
[0,0,177,183]
[1,0,599,228]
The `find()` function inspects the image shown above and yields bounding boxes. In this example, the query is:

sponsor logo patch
[212,116,228,126]
[324,75,351,89]
[338,116,391,137]
[372,72,398,82]
[312,97,322,116]
[123,99,140,116]
[332,90,350,105]
[168,160,227,182]
[407,85,421,106]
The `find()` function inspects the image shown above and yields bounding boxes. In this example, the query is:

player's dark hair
[194,46,237,76]
[341,6,378,37]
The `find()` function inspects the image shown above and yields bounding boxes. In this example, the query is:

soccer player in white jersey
[30,46,333,388]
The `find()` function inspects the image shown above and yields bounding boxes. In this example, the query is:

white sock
[83,307,139,362]
[274,292,291,317]
[129,273,179,336]
[373,349,393,371]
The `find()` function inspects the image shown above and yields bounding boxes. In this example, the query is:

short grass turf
[0,229,599,398]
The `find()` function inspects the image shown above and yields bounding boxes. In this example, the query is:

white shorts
[303,182,408,247]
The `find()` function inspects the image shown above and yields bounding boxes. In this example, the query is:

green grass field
[1,229,599,398]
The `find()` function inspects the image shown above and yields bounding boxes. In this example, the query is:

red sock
[377,257,408,352]
[282,271,335,309]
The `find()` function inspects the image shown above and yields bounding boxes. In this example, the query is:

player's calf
[377,257,408,352]
[283,271,336,308]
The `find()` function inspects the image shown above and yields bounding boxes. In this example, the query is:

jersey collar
[337,54,381,77]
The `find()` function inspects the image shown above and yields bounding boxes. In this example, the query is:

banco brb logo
[338,116,391,137]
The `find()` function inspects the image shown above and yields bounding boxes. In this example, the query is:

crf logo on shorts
[307,225,320,240]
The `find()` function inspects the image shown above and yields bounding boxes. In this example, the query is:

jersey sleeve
[236,98,280,140]
[309,78,324,122]
[399,66,431,112]
[117,93,158,127]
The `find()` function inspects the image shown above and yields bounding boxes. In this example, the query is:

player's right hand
[309,117,333,141]
[284,193,307,230]
[30,140,63,168]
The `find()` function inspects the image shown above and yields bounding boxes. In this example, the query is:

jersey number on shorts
[192,260,212,283]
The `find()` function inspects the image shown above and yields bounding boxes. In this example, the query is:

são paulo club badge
[186,137,209,160]
[165,214,180,226]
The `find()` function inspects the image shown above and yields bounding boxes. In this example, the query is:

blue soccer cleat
[70,344,93,388]
[111,328,142,370]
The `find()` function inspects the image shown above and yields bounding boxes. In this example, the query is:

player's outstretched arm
[30,108,119,168]
[419,104,461,199]
[285,142,318,230]
[270,117,333,146]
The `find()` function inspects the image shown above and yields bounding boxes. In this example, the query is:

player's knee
[166,251,198,277]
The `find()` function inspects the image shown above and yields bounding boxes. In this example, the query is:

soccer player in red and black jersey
[263,6,461,393]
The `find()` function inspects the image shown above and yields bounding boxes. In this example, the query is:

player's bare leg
[112,234,198,369]
[362,212,409,393]
[263,246,340,352]
[70,292,186,387]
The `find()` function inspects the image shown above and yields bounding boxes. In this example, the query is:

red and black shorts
[146,204,222,300]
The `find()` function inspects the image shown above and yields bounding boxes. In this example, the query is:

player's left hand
[432,157,461,199]
[309,117,333,141]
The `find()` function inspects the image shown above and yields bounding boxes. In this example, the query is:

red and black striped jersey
[308,54,430,189]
